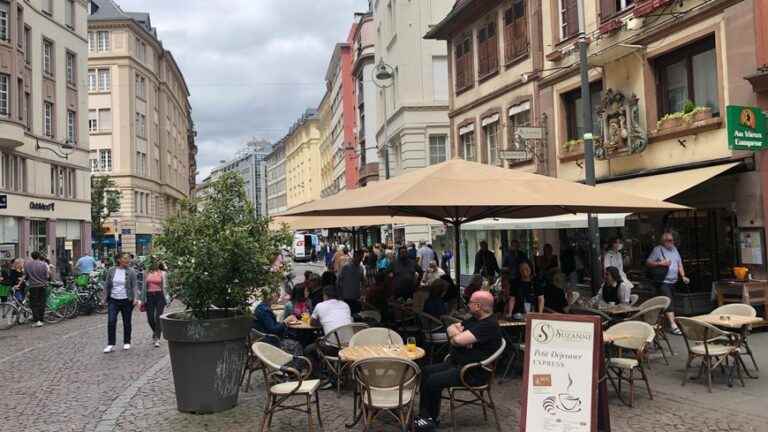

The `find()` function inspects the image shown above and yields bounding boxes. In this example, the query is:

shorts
[654,282,675,309]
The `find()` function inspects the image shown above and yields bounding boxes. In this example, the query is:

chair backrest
[352,357,420,406]
[711,303,757,317]
[569,306,612,323]
[325,322,370,348]
[637,296,670,310]
[629,294,640,306]
[628,305,666,327]
[252,342,292,371]
[482,338,507,367]
[604,321,654,350]
[358,310,382,323]
[569,291,580,305]
[441,314,461,327]
[350,327,404,346]
[676,317,730,347]
[417,312,445,334]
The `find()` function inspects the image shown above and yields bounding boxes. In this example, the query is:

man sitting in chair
[416,290,501,430]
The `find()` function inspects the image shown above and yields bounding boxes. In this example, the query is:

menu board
[520,314,601,432]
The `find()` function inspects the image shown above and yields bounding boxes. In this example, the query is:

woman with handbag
[141,258,168,348]
[646,232,690,335]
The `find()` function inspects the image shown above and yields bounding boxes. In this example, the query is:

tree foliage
[155,171,291,320]
[91,175,121,256]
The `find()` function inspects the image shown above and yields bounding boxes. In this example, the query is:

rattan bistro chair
[627,305,672,365]
[352,357,421,432]
[416,312,450,363]
[252,342,323,432]
[676,317,745,392]
[241,329,269,392]
[604,321,655,407]
[443,338,507,432]
[318,322,369,394]
[712,304,759,371]
[349,327,404,347]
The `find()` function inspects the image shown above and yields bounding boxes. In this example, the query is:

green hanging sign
[727,105,768,151]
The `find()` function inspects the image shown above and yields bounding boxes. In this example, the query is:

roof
[89,0,158,40]
[424,0,503,40]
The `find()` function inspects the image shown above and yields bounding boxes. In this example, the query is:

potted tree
[157,172,290,414]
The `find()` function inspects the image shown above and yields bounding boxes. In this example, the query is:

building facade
[319,89,334,197]
[88,0,194,256]
[265,139,287,215]
[0,0,91,264]
[352,10,379,187]
[284,109,321,209]
[372,0,453,242]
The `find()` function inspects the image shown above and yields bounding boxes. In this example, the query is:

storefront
[136,234,153,256]
[0,216,19,262]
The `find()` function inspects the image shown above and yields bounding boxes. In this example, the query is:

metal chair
[711,303,759,371]
[569,305,613,327]
[318,322,369,394]
[676,317,745,392]
[352,357,421,432]
[350,327,404,346]
[416,312,450,363]
[604,321,655,407]
[627,305,673,365]
[252,342,322,432]
[443,339,507,432]
[241,329,268,392]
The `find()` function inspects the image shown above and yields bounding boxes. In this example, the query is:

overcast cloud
[115,0,369,181]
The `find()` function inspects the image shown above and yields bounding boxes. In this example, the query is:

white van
[293,233,319,262]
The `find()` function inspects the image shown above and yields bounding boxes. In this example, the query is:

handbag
[647,248,669,284]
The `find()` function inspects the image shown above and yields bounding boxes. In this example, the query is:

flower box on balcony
[599,18,623,35]
[634,0,674,17]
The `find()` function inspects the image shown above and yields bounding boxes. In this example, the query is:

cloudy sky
[115,0,369,181]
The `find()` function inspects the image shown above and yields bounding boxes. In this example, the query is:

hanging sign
[727,105,768,151]
[520,314,602,432]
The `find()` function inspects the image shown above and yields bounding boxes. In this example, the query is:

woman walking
[142,258,167,348]
[104,253,139,353]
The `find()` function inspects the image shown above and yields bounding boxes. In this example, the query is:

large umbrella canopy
[282,159,688,284]
[270,215,435,231]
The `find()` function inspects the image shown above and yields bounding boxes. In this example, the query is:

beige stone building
[265,139,287,215]
[0,0,91,263]
[318,89,334,198]
[88,0,194,256]
[284,109,321,209]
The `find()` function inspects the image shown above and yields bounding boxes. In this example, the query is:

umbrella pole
[453,222,461,288]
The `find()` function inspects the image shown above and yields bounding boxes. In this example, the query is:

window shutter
[600,0,617,22]
[565,0,579,38]
[487,25,498,72]
[504,10,514,62]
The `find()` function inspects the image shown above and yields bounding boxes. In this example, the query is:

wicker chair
[252,342,322,432]
[443,338,507,432]
[676,317,745,392]
[711,304,759,371]
[629,294,640,306]
[241,329,269,392]
[604,321,655,407]
[318,322,369,394]
[569,305,613,327]
[357,310,382,324]
[627,305,672,365]
[416,312,450,363]
[350,327,404,346]
[352,357,421,432]
[636,295,670,310]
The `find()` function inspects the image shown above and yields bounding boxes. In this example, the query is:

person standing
[103,253,139,353]
[2,258,25,302]
[338,250,365,315]
[440,246,453,275]
[407,242,418,260]
[392,245,421,300]
[506,261,545,318]
[603,237,634,294]
[332,246,351,275]
[24,252,50,327]
[473,240,500,281]
[502,240,528,281]
[417,242,437,273]
[535,244,559,280]
[646,232,689,335]
[141,259,167,348]
[75,253,97,275]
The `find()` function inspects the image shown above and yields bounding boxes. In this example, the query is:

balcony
[0,119,26,149]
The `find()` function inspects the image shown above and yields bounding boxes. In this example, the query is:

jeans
[145,292,166,340]
[419,362,463,420]
[28,285,47,323]
[344,299,362,315]
[107,298,134,346]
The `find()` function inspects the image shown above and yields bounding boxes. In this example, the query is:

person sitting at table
[440,273,459,314]
[252,290,303,356]
[421,261,445,287]
[310,285,353,336]
[423,279,448,318]
[416,291,501,429]
[599,266,631,305]
[284,284,311,319]
[543,272,569,313]
[463,274,484,307]
[506,261,545,318]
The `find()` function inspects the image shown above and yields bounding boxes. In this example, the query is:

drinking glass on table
[301,312,310,324]
[406,337,417,352]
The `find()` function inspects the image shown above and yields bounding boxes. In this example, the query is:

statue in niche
[595,89,647,160]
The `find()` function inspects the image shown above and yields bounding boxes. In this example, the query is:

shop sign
[0,194,6,209]
[0,244,14,260]
[521,314,602,432]
[29,202,55,211]
[121,228,133,235]
[727,105,768,151]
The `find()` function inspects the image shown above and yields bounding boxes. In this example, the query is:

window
[135,37,146,62]
[559,0,580,40]
[97,68,110,91]
[600,0,635,21]
[29,220,46,254]
[0,151,25,192]
[43,101,54,138]
[135,112,146,138]
[0,2,9,42]
[504,0,528,62]
[65,0,75,29]
[477,19,499,78]
[563,82,603,141]
[66,52,76,85]
[42,0,53,15]
[17,78,22,121]
[656,36,719,117]
[92,30,109,52]
[432,56,448,101]
[89,156,97,172]
[460,128,476,162]
[67,110,76,144]
[42,39,54,76]
[89,108,112,131]
[508,102,531,155]
[99,149,112,171]
[24,26,30,64]
[24,92,30,130]
[0,74,8,117]
[50,165,76,198]
[429,135,447,165]
[88,109,97,132]
[16,7,21,47]
[136,151,147,176]
[88,69,97,91]
[484,121,499,165]
[136,74,146,99]
[454,34,474,91]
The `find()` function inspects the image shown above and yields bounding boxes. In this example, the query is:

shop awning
[464,162,740,231]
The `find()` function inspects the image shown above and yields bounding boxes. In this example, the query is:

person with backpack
[646,232,689,335]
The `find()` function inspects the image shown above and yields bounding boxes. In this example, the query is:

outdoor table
[597,304,642,316]
[286,320,321,331]
[714,280,768,327]
[692,314,763,377]
[498,319,526,383]
[338,344,426,362]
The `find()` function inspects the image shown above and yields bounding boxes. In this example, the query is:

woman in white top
[103,253,139,353]
[603,237,634,293]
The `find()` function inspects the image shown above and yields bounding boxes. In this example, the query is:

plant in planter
[683,106,713,123]
[562,139,584,155]
[656,111,685,130]
[156,171,291,414]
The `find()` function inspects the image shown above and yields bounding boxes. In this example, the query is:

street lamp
[372,60,394,180]
[36,137,75,159]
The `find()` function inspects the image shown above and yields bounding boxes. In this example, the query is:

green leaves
[155,171,291,320]
[91,175,122,256]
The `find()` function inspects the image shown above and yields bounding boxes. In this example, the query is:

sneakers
[33,321,43,328]
[103,345,115,353]
[414,416,437,432]
[123,344,131,350]
[153,340,160,348]
[319,380,335,391]
[670,327,682,336]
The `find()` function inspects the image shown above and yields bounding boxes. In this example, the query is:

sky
[115,0,370,182]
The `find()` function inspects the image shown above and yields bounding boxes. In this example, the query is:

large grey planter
[161,310,251,414]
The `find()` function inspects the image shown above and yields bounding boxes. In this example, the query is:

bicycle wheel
[62,300,79,319]
[44,308,64,324]
[0,303,18,330]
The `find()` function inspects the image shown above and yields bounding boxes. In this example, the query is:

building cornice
[449,79,535,119]
[23,0,88,42]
